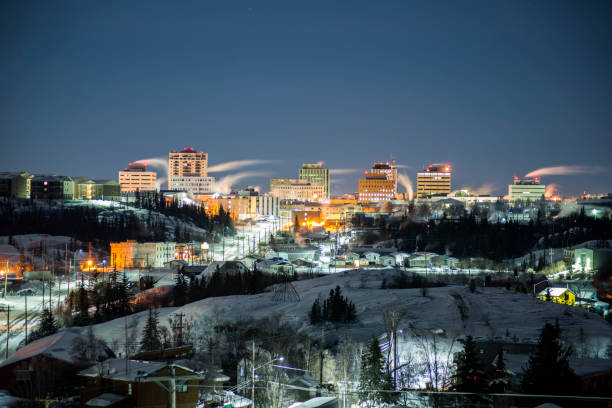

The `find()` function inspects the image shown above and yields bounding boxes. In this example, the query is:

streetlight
[252,356,284,408]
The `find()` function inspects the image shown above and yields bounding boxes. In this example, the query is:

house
[79,359,203,408]
[537,287,576,306]
[431,255,460,269]
[379,255,396,267]
[363,251,380,264]
[573,289,609,314]
[258,259,294,274]
[391,252,411,266]
[344,252,360,262]
[0,328,114,399]
[200,261,249,278]
[238,255,265,269]
[408,252,437,268]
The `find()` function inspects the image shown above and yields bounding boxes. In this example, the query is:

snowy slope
[84,268,612,360]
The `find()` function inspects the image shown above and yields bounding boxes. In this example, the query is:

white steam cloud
[330,168,361,175]
[134,158,169,177]
[207,160,276,173]
[545,184,560,198]
[397,173,414,201]
[212,171,269,194]
[525,165,607,178]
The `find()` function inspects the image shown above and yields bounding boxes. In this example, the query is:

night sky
[1,1,611,196]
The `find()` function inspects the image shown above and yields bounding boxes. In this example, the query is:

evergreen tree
[174,274,187,306]
[489,348,511,392]
[139,308,162,352]
[309,298,321,324]
[28,308,59,343]
[522,322,578,395]
[454,335,486,393]
[358,337,396,406]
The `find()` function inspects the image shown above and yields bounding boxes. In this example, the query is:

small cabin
[538,287,576,306]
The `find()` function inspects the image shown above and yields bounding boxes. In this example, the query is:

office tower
[118,163,157,193]
[508,176,546,201]
[299,163,330,199]
[416,164,452,198]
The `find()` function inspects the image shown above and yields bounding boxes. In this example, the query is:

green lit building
[299,163,329,199]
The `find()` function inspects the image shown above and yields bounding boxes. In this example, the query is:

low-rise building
[79,359,202,408]
[74,178,121,201]
[118,163,157,193]
[0,171,32,198]
[573,248,612,274]
[538,287,576,306]
[270,178,325,202]
[110,241,176,269]
[508,177,546,201]
[30,175,74,200]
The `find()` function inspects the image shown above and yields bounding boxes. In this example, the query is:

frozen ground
[80,268,612,384]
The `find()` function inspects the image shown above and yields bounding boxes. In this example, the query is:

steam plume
[397,173,414,201]
[525,165,606,178]
[207,160,275,173]
[330,169,361,175]
[134,158,168,175]
[545,184,560,199]
[474,183,496,196]
[212,171,268,194]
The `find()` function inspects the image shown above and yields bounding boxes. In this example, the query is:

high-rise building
[358,173,395,202]
[269,178,325,202]
[369,162,398,195]
[357,162,398,202]
[299,163,330,199]
[169,148,208,178]
[118,163,157,193]
[508,177,546,201]
[168,148,215,194]
[416,164,452,198]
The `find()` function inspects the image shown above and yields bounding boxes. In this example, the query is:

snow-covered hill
[85,268,612,364]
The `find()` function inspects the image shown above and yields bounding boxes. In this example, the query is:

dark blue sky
[1,1,611,196]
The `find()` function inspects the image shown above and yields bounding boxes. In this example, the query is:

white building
[169,176,215,194]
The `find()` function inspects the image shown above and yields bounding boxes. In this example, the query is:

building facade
[168,148,214,194]
[369,162,398,195]
[270,178,325,202]
[110,241,176,269]
[299,163,330,199]
[257,195,280,218]
[508,177,546,201]
[0,172,32,198]
[358,173,395,202]
[118,163,157,193]
[30,175,74,200]
[416,164,452,198]
[74,178,121,201]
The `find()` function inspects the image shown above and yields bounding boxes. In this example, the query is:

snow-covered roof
[0,328,113,369]
[85,393,129,407]
[79,358,198,381]
[504,354,612,377]
[537,287,572,298]
[290,397,338,408]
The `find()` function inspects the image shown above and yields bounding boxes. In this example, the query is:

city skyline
[1,1,611,195]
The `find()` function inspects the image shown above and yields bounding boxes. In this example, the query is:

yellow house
[538,287,576,306]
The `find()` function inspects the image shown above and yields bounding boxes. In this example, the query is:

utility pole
[24,294,27,344]
[3,305,12,359]
[174,313,185,346]
[320,327,325,389]
[125,318,131,376]
[251,339,255,408]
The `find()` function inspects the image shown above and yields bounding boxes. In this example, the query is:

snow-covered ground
[79,269,612,387]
